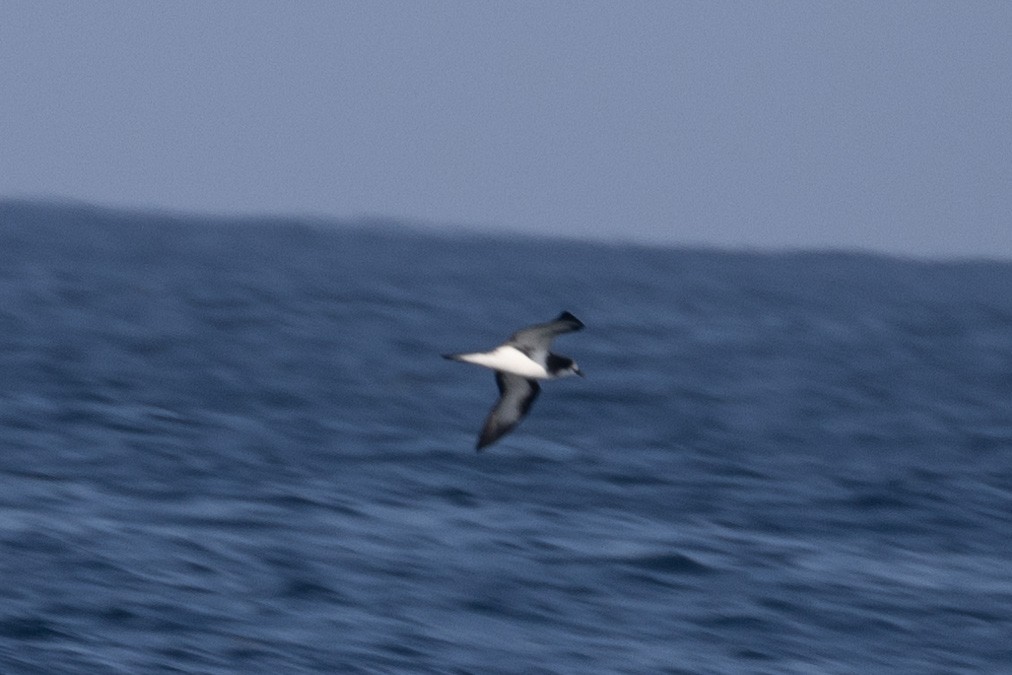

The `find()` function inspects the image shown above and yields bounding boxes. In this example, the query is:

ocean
[1,201,1010,674]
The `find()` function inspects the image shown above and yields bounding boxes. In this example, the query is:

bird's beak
[576,368,585,378]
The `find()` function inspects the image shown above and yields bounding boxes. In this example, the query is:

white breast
[455,345,550,379]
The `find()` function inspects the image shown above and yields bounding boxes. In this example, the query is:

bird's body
[443,311,585,450]
[446,345,553,379]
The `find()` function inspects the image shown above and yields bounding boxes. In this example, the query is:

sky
[2,1,1010,257]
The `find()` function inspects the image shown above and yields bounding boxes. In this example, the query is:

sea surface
[1,201,1011,674]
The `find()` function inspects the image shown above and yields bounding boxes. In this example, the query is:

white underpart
[455,345,551,379]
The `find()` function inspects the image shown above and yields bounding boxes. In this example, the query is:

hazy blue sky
[2,2,1010,257]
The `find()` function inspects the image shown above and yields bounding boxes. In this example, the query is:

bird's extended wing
[476,372,541,450]
[506,311,584,363]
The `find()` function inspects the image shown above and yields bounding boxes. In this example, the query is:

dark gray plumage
[477,372,541,450]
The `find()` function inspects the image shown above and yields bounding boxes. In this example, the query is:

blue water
[1,201,1011,674]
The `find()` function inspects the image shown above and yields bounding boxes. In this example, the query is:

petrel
[443,311,585,450]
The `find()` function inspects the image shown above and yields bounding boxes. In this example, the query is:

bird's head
[561,360,584,378]
[547,353,584,378]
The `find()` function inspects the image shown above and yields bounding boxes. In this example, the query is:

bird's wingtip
[556,311,584,328]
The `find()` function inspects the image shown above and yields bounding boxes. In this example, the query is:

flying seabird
[443,311,585,450]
